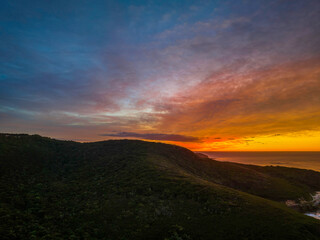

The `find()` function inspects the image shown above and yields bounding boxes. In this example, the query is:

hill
[0,134,320,240]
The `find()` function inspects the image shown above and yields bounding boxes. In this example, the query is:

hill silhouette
[1,133,320,239]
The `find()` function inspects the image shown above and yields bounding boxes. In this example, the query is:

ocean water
[199,151,320,172]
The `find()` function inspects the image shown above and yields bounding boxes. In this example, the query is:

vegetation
[0,134,320,240]
[193,153,320,201]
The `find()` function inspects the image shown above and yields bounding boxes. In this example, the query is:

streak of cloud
[101,132,200,142]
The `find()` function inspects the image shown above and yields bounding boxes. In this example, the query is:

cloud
[155,57,320,138]
[1,0,320,150]
[100,132,200,142]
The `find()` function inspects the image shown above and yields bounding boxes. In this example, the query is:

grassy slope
[0,134,319,240]
[173,152,320,201]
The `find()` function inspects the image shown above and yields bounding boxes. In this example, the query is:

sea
[198,151,320,172]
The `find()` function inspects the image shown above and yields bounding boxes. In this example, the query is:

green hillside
[0,134,319,240]
[183,153,320,201]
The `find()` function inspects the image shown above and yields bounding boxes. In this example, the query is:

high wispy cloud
[1,0,319,150]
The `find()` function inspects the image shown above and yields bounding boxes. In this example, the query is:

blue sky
[1,0,320,150]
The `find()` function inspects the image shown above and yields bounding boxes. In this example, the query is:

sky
[1,0,320,151]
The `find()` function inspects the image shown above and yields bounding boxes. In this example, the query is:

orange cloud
[150,57,320,150]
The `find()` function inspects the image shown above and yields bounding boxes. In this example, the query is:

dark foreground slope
[178,153,320,201]
[0,134,320,240]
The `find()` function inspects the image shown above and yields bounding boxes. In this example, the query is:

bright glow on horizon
[0,0,319,151]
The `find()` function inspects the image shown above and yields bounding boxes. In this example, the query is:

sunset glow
[1,0,319,151]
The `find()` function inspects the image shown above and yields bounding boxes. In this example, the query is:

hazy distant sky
[1,0,320,150]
